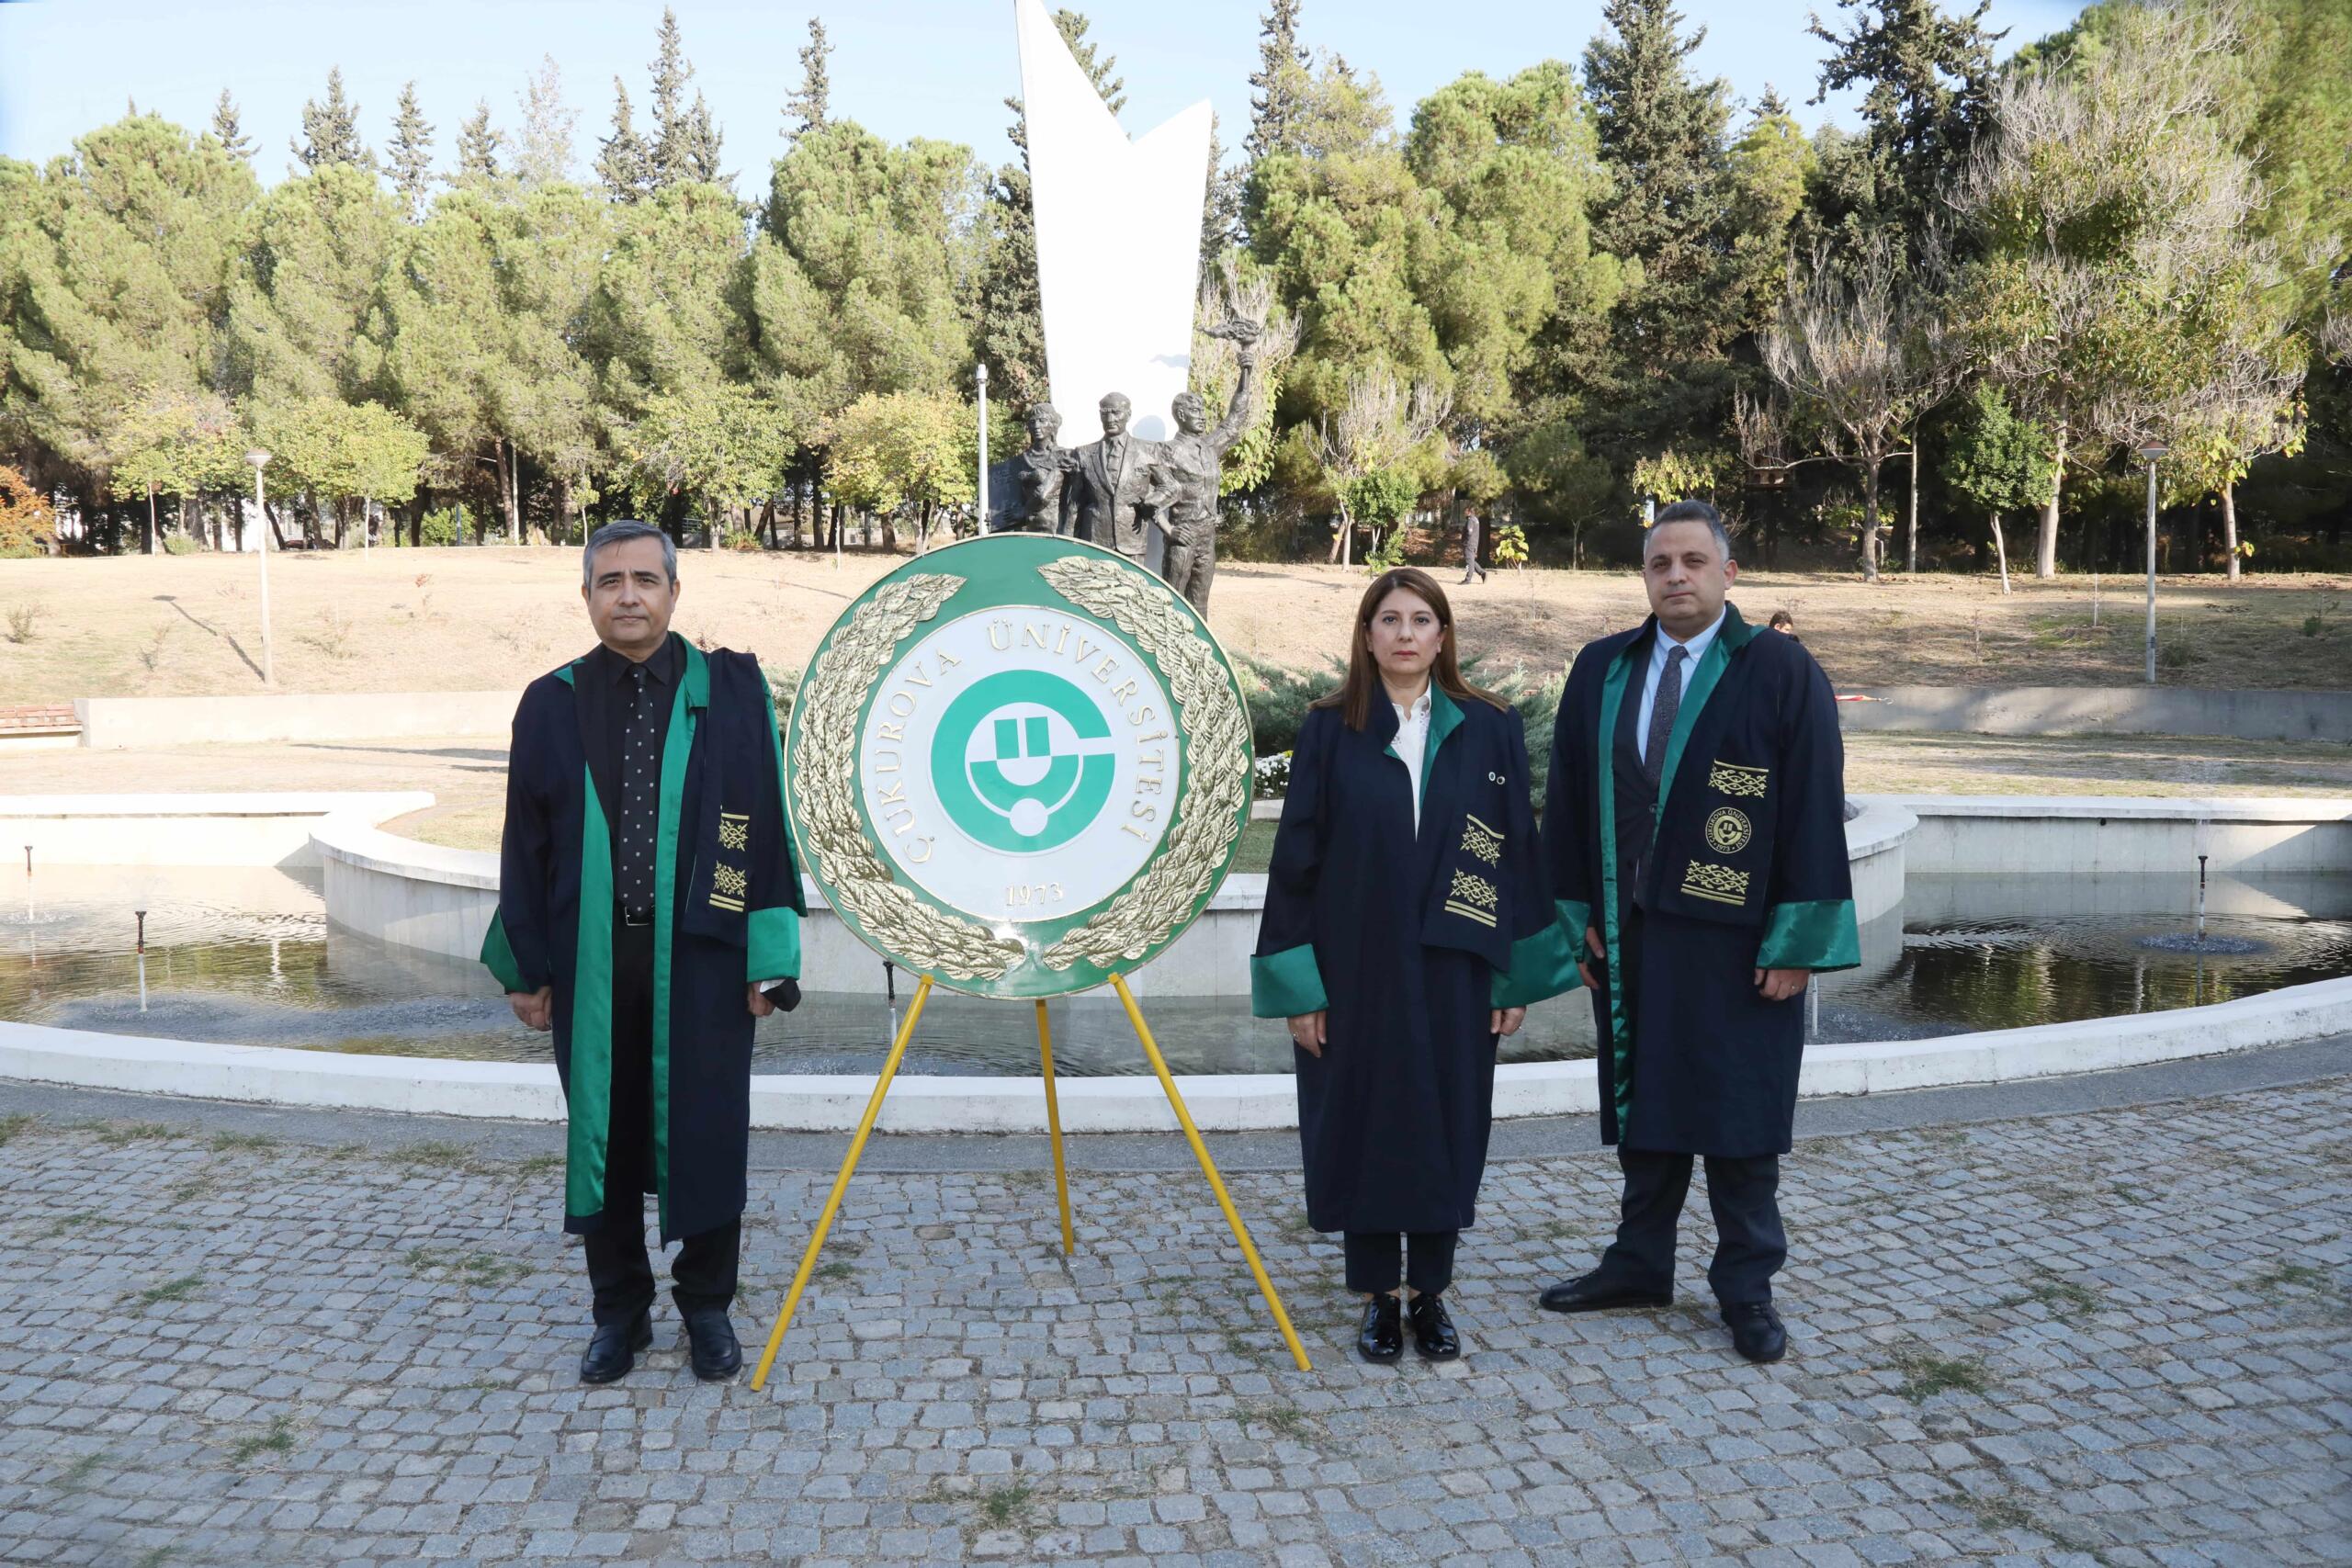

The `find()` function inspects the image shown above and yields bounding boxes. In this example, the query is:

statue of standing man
[1142,329,1260,614]
[1064,392,1163,575]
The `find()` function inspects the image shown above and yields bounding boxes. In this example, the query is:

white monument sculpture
[1013,0,1212,443]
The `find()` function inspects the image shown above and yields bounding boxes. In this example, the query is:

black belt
[618,904,654,928]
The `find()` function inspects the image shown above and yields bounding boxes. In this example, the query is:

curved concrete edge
[6,974,2346,1134]
[2,791,435,868]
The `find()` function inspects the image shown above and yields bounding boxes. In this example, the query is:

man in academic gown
[1537,501,1857,1363]
[483,520,805,1384]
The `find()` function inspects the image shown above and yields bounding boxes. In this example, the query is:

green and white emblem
[784,535,1253,998]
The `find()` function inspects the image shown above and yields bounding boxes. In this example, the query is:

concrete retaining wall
[1840,686,2352,743]
[1894,795,2350,878]
[6,975,2344,1133]
[74,691,518,749]
[311,800,1918,984]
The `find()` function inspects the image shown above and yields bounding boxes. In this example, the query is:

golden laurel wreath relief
[1033,556,1250,970]
[1705,806,1755,855]
[790,573,1026,981]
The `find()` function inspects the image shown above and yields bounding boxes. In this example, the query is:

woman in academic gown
[1250,567,1578,1363]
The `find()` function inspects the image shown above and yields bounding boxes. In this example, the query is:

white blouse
[1392,687,1433,834]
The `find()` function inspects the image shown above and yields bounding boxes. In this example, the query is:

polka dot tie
[620,664,657,921]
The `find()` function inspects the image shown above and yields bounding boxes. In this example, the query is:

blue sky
[0,0,2085,186]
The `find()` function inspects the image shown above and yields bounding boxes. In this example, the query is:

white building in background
[1013,0,1211,441]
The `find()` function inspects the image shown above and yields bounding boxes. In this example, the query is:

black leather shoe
[683,1309,742,1382]
[1722,1301,1787,1363]
[580,1311,652,1383]
[1537,1270,1671,1314]
[1407,1292,1460,1360]
[1356,1293,1403,1363]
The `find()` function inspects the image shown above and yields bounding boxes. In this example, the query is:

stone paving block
[0,1079,2346,1564]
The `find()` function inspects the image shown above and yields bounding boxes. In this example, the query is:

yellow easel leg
[1035,999,1076,1256]
[1110,973,1311,1371]
[748,975,934,1393]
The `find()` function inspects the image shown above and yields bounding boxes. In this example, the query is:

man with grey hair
[1538,499,1858,1365]
[484,519,806,1385]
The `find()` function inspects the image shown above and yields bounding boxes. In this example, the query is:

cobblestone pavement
[1,1078,2346,1568]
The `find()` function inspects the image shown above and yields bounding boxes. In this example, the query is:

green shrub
[419,506,463,547]
[721,528,763,553]
[1237,656,1341,757]
[162,534,199,556]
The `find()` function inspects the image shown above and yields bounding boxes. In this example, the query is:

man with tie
[1534,501,1857,1363]
[484,520,805,1384]
[1065,391,1164,575]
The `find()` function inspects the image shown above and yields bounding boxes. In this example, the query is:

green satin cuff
[746,906,802,983]
[1755,898,1861,971]
[1250,943,1329,1020]
[481,909,528,994]
[1491,916,1583,1009]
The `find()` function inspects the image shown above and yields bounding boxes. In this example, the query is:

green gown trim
[551,654,619,1222]
[1250,942,1329,1019]
[1591,607,1752,1127]
[1489,919,1581,1010]
[481,909,526,995]
[536,640,707,1229]
[1757,897,1861,971]
[650,643,707,1235]
[743,670,808,984]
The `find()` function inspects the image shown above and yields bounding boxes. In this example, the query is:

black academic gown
[483,635,806,1242]
[1542,603,1858,1158]
[1251,689,1578,1235]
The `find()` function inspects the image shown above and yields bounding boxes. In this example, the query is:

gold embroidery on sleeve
[1679,861,1751,907]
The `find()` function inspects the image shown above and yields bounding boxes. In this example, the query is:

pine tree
[596,79,653,202]
[292,65,373,172]
[1246,0,1309,163]
[454,101,503,187]
[644,7,727,189]
[209,89,254,163]
[387,82,435,220]
[1589,0,1740,362]
[981,10,1127,408]
[679,91,726,186]
[515,54,581,188]
[784,17,832,140]
[1202,111,1242,271]
[1808,0,2004,260]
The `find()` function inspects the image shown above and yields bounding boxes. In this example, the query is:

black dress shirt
[584,636,681,923]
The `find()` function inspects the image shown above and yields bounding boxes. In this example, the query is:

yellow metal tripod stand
[748,974,1311,1389]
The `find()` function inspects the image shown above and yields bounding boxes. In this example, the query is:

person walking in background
[1536,501,1857,1364]
[1252,567,1577,1363]
[485,520,805,1385]
[1459,508,1488,584]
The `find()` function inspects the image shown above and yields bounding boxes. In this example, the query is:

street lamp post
[2139,443,2166,684]
[975,362,989,538]
[246,448,274,685]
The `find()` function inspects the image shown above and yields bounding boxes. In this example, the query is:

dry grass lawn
[0,546,2345,701]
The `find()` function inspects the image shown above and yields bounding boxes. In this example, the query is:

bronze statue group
[986,338,1260,615]
[490,498,1854,1383]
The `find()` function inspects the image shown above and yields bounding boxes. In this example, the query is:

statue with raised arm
[987,402,1074,535]
[1141,327,1259,614]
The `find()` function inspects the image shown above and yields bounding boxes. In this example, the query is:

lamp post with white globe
[246,447,275,685]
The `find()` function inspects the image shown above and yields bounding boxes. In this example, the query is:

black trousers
[582,920,740,1327]
[1342,1230,1458,1295]
[1599,900,1787,1306]
[1598,1147,1785,1305]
